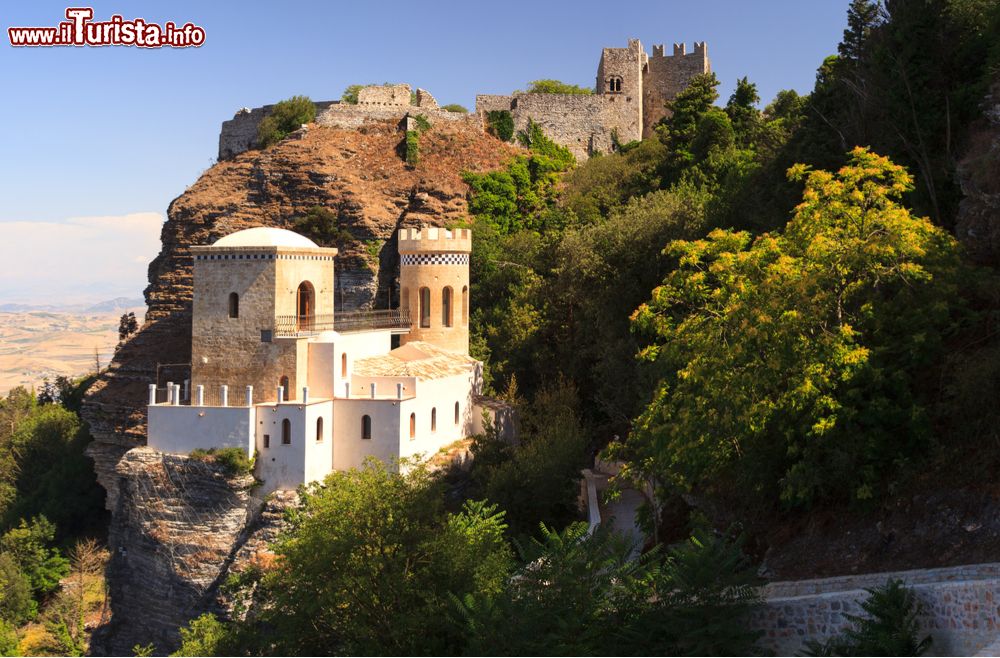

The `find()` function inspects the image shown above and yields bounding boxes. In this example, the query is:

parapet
[398,227,472,254]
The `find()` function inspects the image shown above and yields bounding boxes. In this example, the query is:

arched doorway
[297,281,315,331]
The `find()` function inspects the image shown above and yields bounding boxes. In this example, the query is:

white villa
[146,225,497,493]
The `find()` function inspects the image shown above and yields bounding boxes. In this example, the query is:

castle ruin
[218,39,710,162]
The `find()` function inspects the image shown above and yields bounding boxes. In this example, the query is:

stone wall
[643,42,710,136]
[753,563,1000,656]
[218,101,338,160]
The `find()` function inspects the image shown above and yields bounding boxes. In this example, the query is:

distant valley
[0,298,145,395]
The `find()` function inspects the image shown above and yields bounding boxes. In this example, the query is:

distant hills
[0,296,145,314]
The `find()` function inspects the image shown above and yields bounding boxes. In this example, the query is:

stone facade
[398,227,471,354]
[189,243,337,403]
[753,563,1000,656]
[476,38,710,159]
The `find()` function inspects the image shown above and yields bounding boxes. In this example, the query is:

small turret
[398,227,471,354]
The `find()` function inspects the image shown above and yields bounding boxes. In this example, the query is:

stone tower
[398,227,471,354]
[189,227,338,402]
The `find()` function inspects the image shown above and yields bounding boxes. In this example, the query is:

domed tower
[398,226,471,354]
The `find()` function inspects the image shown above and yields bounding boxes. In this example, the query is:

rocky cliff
[81,118,518,652]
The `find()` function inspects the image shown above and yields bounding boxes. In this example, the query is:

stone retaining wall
[754,563,1000,655]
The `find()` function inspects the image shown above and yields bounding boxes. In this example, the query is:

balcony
[273,309,411,337]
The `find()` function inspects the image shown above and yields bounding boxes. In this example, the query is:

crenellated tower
[397,227,471,354]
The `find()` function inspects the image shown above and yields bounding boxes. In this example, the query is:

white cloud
[0,213,163,306]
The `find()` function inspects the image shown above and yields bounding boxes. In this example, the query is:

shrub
[441,104,468,113]
[523,79,593,95]
[403,130,420,166]
[486,110,514,142]
[189,448,254,476]
[293,206,355,247]
[804,579,932,656]
[341,84,362,105]
[412,114,431,132]
[256,96,316,149]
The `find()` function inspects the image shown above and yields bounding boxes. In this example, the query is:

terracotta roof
[353,342,479,380]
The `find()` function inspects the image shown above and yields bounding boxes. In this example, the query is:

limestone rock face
[81,120,518,651]
[956,79,1000,265]
[89,448,296,655]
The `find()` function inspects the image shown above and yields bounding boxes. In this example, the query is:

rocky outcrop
[90,448,296,655]
[956,79,1000,264]
[81,119,519,651]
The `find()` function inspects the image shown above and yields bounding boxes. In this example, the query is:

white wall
[255,400,331,494]
[398,371,477,463]
[332,398,402,470]
[147,405,255,457]
[307,330,394,399]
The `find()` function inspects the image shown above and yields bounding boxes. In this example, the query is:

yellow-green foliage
[617,148,965,507]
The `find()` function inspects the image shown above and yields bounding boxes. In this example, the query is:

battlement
[398,227,472,254]
[648,42,709,59]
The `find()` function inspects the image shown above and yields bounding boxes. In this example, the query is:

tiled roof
[353,342,479,380]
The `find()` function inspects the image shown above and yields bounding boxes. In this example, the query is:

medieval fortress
[218,39,710,161]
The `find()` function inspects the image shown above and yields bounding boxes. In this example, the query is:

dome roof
[213,227,318,249]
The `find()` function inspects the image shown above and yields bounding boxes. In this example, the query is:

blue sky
[0,0,852,304]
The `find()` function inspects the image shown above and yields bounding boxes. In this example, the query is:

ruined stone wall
[752,563,1000,656]
[218,101,338,160]
[642,42,711,137]
[357,83,411,106]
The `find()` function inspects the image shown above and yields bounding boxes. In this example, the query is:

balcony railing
[273,309,411,337]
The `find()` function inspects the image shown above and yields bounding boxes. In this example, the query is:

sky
[0,0,852,306]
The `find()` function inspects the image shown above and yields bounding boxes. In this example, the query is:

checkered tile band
[400,253,470,266]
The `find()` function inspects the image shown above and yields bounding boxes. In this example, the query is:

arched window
[316,417,324,443]
[431,407,437,432]
[362,414,372,440]
[341,353,348,378]
[409,413,416,439]
[281,418,291,445]
[461,286,469,326]
[442,287,453,327]
[419,287,431,328]
[228,292,239,318]
[279,376,289,402]
[297,281,315,331]
[608,76,622,93]
[454,401,460,425]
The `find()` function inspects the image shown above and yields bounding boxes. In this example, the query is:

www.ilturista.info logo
[8,8,205,48]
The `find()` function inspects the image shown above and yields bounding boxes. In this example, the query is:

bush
[188,448,254,476]
[485,110,514,142]
[441,103,468,113]
[412,114,431,132]
[523,79,593,95]
[805,579,932,656]
[256,96,316,149]
[292,206,355,247]
[403,130,419,166]
[340,84,362,105]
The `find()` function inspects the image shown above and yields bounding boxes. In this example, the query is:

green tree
[257,96,316,149]
[117,312,138,343]
[619,149,964,507]
[292,205,355,248]
[172,614,231,657]
[523,79,593,95]
[0,552,35,624]
[340,84,362,105]
[485,109,514,142]
[231,460,512,655]
[0,517,69,597]
[724,76,761,144]
[440,103,468,113]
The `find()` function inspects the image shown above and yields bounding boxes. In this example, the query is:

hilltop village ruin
[218,38,710,161]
